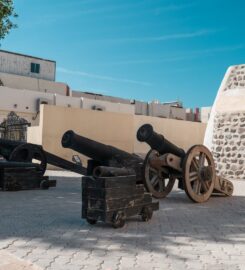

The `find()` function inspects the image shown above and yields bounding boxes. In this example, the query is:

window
[30,63,40,74]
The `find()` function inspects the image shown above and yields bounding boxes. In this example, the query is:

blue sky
[1,0,245,108]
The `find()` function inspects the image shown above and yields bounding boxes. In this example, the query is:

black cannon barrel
[0,160,40,169]
[137,124,185,158]
[62,130,142,166]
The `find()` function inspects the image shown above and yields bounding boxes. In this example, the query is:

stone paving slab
[0,250,42,270]
[0,176,245,270]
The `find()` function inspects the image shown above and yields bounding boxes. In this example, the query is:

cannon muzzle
[137,124,185,158]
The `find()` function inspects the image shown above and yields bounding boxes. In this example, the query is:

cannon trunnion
[137,124,234,203]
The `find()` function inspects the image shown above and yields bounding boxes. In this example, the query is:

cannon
[137,124,234,203]
[0,138,87,191]
[61,130,143,177]
[61,130,160,227]
[0,139,86,175]
[0,160,56,191]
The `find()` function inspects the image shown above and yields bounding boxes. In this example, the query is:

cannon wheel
[9,143,47,175]
[143,149,176,199]
[86,218,97,225]
[112,211,126,228]
[182,145,215,203]
[141,206,153,222]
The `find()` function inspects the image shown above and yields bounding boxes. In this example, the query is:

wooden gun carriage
[137,124,234,203]
[0,138,86,190]
[62,130,158,228]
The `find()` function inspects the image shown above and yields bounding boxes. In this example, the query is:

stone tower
[204,64,245,180]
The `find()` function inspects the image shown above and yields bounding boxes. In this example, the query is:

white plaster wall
[0,86,54,114]
[148,102,170,118]
[72,91,132,104]
[0,72,67,96]
[0,51,55,81]
[148,102,186,120]
[0,87,134,122]
[200,107,212,123]
[135,101,148,115]
[55,95,82,108]
[170,106,186,120]
[81,98,135,114]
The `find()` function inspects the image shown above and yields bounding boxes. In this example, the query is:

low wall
[29,105,134,167]
[27,105,206,168]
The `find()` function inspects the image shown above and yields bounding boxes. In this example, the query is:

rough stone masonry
[212,111,245,179]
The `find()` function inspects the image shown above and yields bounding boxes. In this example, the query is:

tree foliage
[0,0,18,41]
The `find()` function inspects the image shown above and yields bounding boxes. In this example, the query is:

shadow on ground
[0,177,245,261]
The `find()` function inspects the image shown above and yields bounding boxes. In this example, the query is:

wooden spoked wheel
[183,145,216,203]
[143,149,176,199]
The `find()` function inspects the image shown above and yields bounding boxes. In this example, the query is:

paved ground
[0,175,245,270]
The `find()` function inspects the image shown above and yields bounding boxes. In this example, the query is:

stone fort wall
[205,64,245,180]
[212,112,245,179]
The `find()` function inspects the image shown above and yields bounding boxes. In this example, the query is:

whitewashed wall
[0,50,55,81]
[0,72,68,96]
[200,107,212,123]
[148,102,186,120]
[0,86,54,114]
[81,97,135,114]
[55,95,82,108]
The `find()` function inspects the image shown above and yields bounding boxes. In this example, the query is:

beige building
[0,51,134,125]
[0,50,56,81]
[200,107,212,123]
[0,50,191,125]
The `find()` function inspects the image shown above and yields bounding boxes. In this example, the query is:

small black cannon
[0,138,87,190]
[137,124,234,203]
[61,130,159,228]
[61,130,143,178]
[0,138,86,175]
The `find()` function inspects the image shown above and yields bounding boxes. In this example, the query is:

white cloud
[57,67,152,86]
[105,44,244,65]
[101,29,216,43]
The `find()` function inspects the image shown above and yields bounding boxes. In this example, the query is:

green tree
[0,0,18,41]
